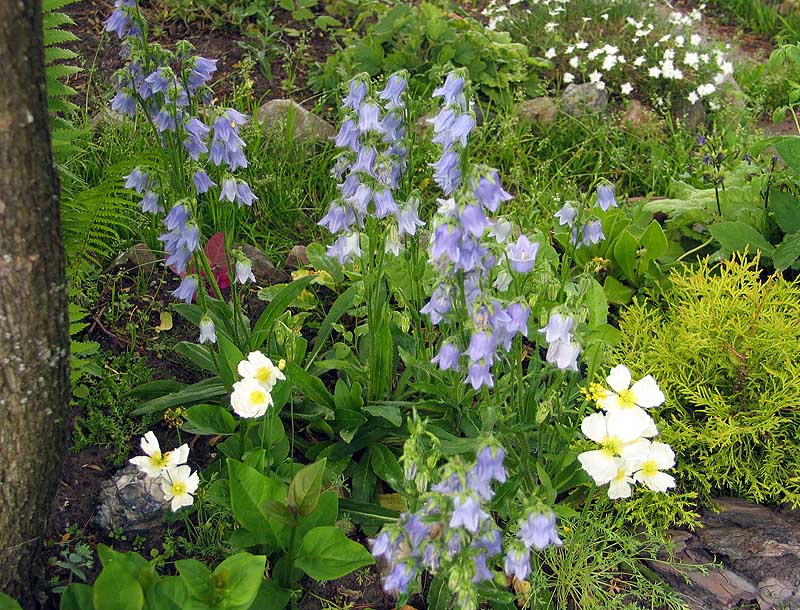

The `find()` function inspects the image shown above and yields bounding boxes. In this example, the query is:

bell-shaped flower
[506,235,539,273]
[198,315,216,344]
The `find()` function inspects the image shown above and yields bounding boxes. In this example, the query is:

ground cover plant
[3,0,800,608]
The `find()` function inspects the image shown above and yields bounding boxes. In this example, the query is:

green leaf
[182,404,237,435]
[709,221,775,257]
[775,136,800,177]
[337,498,399,526]
[174,341,217,374]
[295,527,375,581]
[133,377,227,415]
[305,242,344,284]
[286,362,335,411]
[251,275,316,350]
[216,332,244,389]
[306,283,359,366]
[768,189,800,234]
[176,559,212,602]
[0,593,23,610]
[585,279,608,329]
[250,580,290,610]
[213,553,266,610]
[228,459,286,544]
[93,560,144,610]
[314,15,341,28]
[773,230,800,270]
[426,572,450,610]
[638,221,669,264]
[368,444,403,490]
[612,229,639,281]
[60,584,94,610]
[287,459,327,517]
[144,577,186,610]
[362,403,402,427]
[603,275,634,305]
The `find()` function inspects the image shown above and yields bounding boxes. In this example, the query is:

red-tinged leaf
[205,232,231,289]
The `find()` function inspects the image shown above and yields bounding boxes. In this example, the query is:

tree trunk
[0,0,69,605]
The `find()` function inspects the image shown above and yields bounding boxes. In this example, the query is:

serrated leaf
[773,231,800,270]
[709,221,775,257]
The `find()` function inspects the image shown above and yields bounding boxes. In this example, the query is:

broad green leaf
[182,404,236,436]
[709,221,775,257]
[773,230,800,270]
[173,342,216,374]
[60,584,94,610]
[286,362,335,411]
[144,577,186,610]
[603,275,634,305]
[426,572,450,610]
[0,593,23,610]
[133,377,227,415]
[362,403,402,427]
[337,498,399,526]
[287,458,326,517]
[612,229,639,281]
[213,553,266,610]
[176,559,212,602]
[295,527,374,581]
[768,189,800,234]
[228,459,286,544]
[585,279,608,329]
[93,560,144,610]
[250,580,290,610]
[638,221,669,264]
[368,444,403,491]
[775,136,800,177]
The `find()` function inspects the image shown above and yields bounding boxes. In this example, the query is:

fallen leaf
[155,311,173,332]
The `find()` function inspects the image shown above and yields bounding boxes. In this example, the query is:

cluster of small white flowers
[577,365,675,500]
[230,351,286,418]
[481,0,732,103]
[130,431,199,511]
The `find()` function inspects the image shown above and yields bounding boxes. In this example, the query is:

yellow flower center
[249,389,267,405]
[613,467,627,482]
[230,120,237,129]
[617,388,637,409]
[641,460,659,477]
[150,452,168,467]
[255,367,275,385]
[601,436,622,457]
[171,481,187,496]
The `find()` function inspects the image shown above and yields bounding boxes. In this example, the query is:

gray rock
[240,244,290,285]
[560,83,608,117]
[126,243,157,273]
[95,465,169,533]
[676,99,706,130]
[285,245,308,270]
[717,74,745,108]
[258,99,335,143]
[517,96,558,126]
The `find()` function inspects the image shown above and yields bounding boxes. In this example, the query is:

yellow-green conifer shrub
[617,254,800,506]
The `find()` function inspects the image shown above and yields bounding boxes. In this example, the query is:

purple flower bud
[165,204,189,231]
[384,562,415,593]
[581,220,605,246]
[432,72,465,106]
[432,150,461,194]
[475,446,507,484]
[220,178,238,202]
[379,73,407,110]
[474,528,503,557]
[396,200,425,237]
[110,91,136,116]
[357,102,383,134]
[554,202,577,226]
[472,551,494,583]
[139,191,160,214]
[187,56,217,91]
[430,224,462,264]
[474,170,512,213]
[236,181,258,207]
[545,339,580,371]
[504,548,531,580]
[334,119,360,152]
[342,79,368,111]
[124,167,149,194]
[420,283,452,325]
[373,189,398,218]
[351,145,377,175]
[466,362,494,389]
[465,331,497,364]
[460,204,489,238]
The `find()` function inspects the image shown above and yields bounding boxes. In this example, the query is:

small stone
[285,245,308,270]
[126,243,156,273]
[258,99,335,143]
[240,244,290,285]
[561,83,608,117]
[94,464,168,533]
[620,100,653,129]
[517,97,558,126]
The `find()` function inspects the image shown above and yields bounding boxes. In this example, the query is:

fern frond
[44,46,79,63]
[43,12,76,29]
[42,0,81,13]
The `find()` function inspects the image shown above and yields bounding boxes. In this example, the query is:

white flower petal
[606,407,652,443]
[141,431,160,456]
[620,438,651,466]
[578,450,618,485]
[608,478,633,499]
[650,441,676,469]
[130,455,162,478]
[606,365,631,393]
[169,444,190,467]
[581,411,608,443]
[638,471,675,493]
[630,375,665,408]
[597,392,623,411]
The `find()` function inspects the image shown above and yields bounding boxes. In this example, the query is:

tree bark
[0,0,69,605]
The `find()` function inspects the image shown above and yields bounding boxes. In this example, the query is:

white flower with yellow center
[607,457,636,499]
[231,377,274,418]
[237,351,286,392]
[129,431,189,478]
[161,465,199,511]
[577,411,653,486]
[598,364,664,420]
[630,441,676,492]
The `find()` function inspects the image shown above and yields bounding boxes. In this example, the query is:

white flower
[238,350,286,391]
[545,21,558,32]
[199,315,216,344]
[648,66,662,78]
[601,54,618,71]
[620,82,633,95]
[578,411,651,485]
[545,47,557,59]
[630,441,676,492]
[493,270,512,291]
[684,52,700,69]
[690,34,701,46]
[161,465,199,511]
[235,258,256,284]
[130,432,189,478]
[598,364,665,413]
[697,83,716,97]
[563,72,575,84]
[576,40,588,50]
[688,91,699,104]
[589,70,603,84]
[608,457,636,499]
[588,48,603,61]
[675,34,685,47]
[633,56,646,67]
[231,377,274,418]
[601,12,609,19]
[489,218,513,243]
[569,56,580,68]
